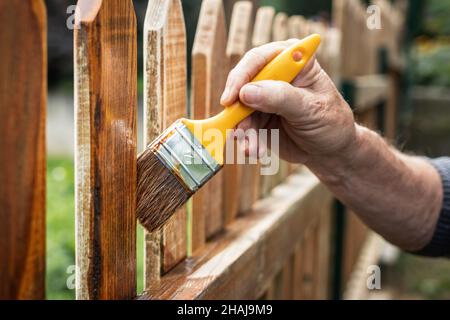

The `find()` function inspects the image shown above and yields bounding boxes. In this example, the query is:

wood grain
[0,0,46,299]
[271,11,290,190]
[301,227,318,299]
[252,7,275,47]
[288,15,306,39]
[280,259,294,299]
[316,204,332,299]
[223,1,253,226]
[342,211,370,287]
[333,0,351,78]
[143,0,188,278]
[352,75,389,112]
[191,0,229,247]
[272,12,288,42]
[269,256,294,300]
[343,233,386,300]
[140,170,333,299]
[236,4,265,216]
[252,6,276,199]
[292,241,303,299]
[74,0,137,299]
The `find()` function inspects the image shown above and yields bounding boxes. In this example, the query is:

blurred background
[45,0,450,299]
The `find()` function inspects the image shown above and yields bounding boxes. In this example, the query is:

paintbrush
[137,34,321,232]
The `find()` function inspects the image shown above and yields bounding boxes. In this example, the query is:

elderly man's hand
[220,40,446,254]
[221,39,356,165]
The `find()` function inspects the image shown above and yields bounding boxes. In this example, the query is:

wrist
[305,124,368,186]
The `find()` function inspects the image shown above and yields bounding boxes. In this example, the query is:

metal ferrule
[150,120,221,193]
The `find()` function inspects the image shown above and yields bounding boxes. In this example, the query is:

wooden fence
[0,0,407,300]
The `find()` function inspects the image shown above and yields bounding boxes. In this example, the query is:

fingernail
[242,84,261,105]
[221,87,230,104]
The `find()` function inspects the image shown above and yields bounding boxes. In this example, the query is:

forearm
[307,125,443,251]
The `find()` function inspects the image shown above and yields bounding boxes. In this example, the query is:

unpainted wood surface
[191,0,229,246]
[143,0,188,277]
[272,12,288,42]
[142,0,166,287]
[240,5,276,208]
[292,241,303,300]
[316,204,332,299]
[226,1,253,68]
[268,255,294,300]
[301,227,318,299]
[352,74,389,112]
[342,212,370,287]
[343,233,386,300]
[252,6,275,47]
[223,1,253,225]
[140,170,333,300]
[270,11,290,191]
[252,6,275,199]
[288,15,306,39]
[74,0,137,299]
[333,0,353,78]
[0,0,47,299]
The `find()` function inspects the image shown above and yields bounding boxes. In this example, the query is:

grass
[46,157,144,300]
[46,157,75,300]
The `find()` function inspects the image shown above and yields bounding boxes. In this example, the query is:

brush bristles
[137,148,192,232]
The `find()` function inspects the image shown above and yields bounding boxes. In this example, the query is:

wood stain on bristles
[137,148,192,232]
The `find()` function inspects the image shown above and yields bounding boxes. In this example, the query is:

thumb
[239,80,313,118]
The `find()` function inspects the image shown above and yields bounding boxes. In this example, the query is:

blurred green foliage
[394,254,450,299]
[422,0,450,36]
[412,39,450,86]
[46,158,144,300]
[411,0,450,86]
[46,158,75,300]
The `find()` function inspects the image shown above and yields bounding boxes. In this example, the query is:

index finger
[220,40,296,106]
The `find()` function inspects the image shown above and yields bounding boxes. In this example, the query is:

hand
[220,39,357,165]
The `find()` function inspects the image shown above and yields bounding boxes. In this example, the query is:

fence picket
[252,6,275,199]
[223,1,254,225]
[74,0,137,299]
[288,15,306,39]
[143,0,188,276]
[272,12,289,41]
[0,0,47,300]
[252,6,275,47]
[191,0,229,246]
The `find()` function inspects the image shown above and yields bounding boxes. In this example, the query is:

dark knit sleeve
[414,157,450,257]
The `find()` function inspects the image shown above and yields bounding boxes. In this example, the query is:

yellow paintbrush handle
[183,34,321,164]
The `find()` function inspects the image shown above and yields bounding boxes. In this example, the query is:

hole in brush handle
[292,51,303,62]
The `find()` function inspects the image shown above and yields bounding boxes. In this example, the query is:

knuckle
[244,49,267,68]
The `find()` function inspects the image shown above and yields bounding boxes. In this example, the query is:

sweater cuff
[414,157,450,257]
